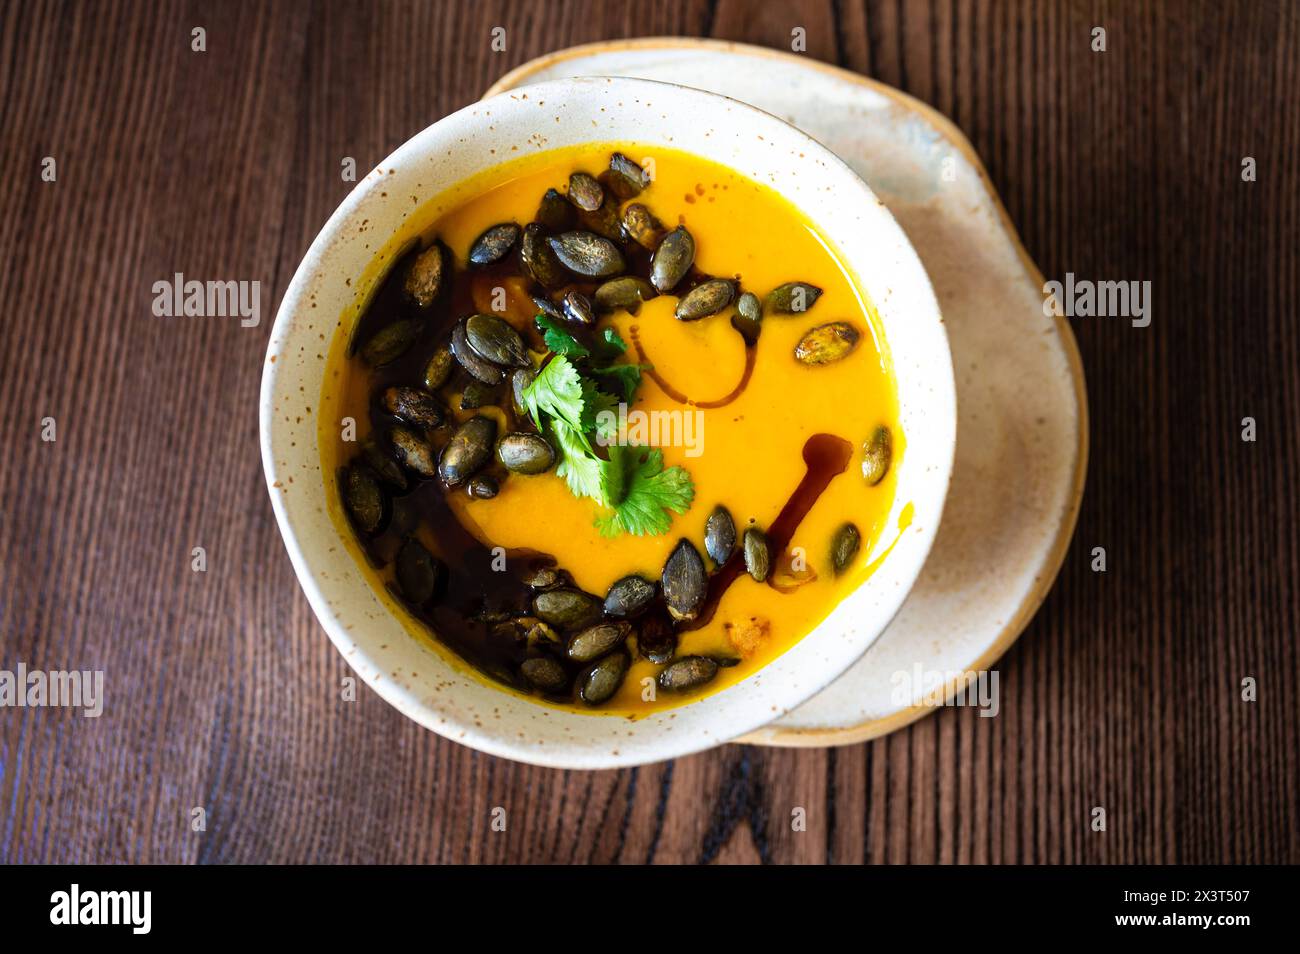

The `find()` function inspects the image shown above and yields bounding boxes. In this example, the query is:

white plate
[487,39,1088,745]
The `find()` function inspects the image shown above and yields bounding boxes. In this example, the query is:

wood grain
[0,0,1296,864]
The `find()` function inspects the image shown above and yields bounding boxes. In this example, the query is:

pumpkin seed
[620,203,663,249]
[547,231,626,279]
[532,588,604,631]
[468,222,520,266]
[423,347,454,390]
[794,322,860,366]
[361,436,407,491]
[467,475,499,499]
[766,281,823,314]
[522,562,561,589]
[535,188,575,232]
[521,657,569,693]
[578,651,629,706]
[662,538,707,622]
[361,318,420,367]
[604,574,656,618]
[511,368,536,416]
[675,278,735,321]
[594,276,656,313]
[403,243,446,309]
[831,522,861,575]
[396,538,443,604]
[566,172,604,212]
[341,465,384,534]
[607,152,649,199]
[389,425,437,478]
[531,293,564,322]
[566,621,631,663]
[496,432,555,474]
[437,415,496,487]
[520,223,567,288]
[650,226,695,293]
[450,318,505,385]
[704,505,737,566]
[862,425,892,486]
[466,313,528,368]
[743,526,771,582]
[459,380,497,410]
[658,656,719,692]
[388,495,418,537]
[381,386,445,429]
[636,613,676,665]
[579,198,624,242]
[731,292,763,345]
[561,290,596,325]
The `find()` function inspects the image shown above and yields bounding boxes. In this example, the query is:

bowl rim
[259,75,957,768]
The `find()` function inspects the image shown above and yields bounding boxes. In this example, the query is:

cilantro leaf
[534,314,589,358]
[521,354,586,432]
[594,446,696,537]
[591,362,646,402]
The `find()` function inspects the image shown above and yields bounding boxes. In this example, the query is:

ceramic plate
[486,39,1088,745]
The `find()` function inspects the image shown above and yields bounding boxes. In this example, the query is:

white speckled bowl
[260,77,955,768]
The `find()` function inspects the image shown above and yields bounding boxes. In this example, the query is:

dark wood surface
[1,0,1296,864]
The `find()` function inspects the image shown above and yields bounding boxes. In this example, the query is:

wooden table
[1,0,1296,864]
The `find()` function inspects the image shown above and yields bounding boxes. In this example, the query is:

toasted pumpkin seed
[533,588,604,631]
[578,651,629,706]
[547,231,626,278]
[658,656,719,692]
[438,415,496,487]
[360,318,420,367]
[731,292,763,345]
[381,386,445,429]
[511,368,536,416]
[607,152,650,199]
[704,505,737,566]
[497,432,555,474]
[520,223,567,288]
[468,222,520,266]
[531,293,564,322]
[467,475,499,499]
[650,226,695,293]
[595,276,656,313]
[662,538,707,622]
[636,613,677,664]
[389,425,437,478]
[450,318,505,385]
[620,203,663,249]
[561,290,596,325]
[422,347,454,390]
[566,621,631,663]
[794,322,860,366]
[604,575,656,618]
[459,380,496,410]
[743,526,771,582]
[403,243,446,309]
[535,188,574,232]
[466,313,528,368]
[361,436,407,491]
[862,425,892,486]
[831,522,861,575]
[396,538,443,604]
[675,278,735,321]
[341,465,384,534]
[566,172,604,212]
[766,281,823,314]
[521,657,569,693]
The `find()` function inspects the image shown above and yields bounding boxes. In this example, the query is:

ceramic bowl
[259,76,956,768]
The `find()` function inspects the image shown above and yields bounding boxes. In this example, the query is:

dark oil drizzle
[630,324,756,408]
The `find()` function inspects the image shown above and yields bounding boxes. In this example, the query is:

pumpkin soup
[319,143,901,715]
